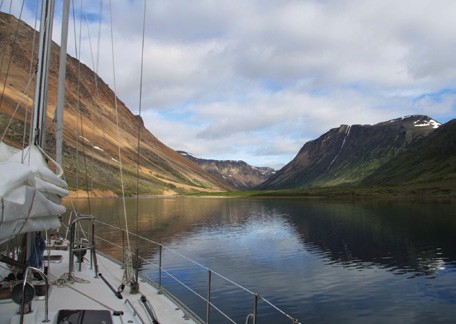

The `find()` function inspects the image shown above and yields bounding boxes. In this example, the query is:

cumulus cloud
[8,0,456,168]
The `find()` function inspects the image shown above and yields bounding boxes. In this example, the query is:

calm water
[66,197,456,323]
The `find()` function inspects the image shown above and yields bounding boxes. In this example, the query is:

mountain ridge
[258,115,448,190]
[362,118,456,187]
[178,151,275,190]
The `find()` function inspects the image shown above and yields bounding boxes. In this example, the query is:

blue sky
[5,0,456,169]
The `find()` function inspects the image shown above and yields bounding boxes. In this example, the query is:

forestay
[0,143,68,244]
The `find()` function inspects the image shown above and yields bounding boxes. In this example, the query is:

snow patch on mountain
[414,119,440,128]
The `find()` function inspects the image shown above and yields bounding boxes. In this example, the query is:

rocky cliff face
[258,115,441,190]
[178,151,275,190]
[0,12,232,196]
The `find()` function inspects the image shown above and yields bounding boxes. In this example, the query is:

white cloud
[9,0,456,168]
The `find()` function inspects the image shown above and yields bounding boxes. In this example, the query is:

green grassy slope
[363,119,456,188]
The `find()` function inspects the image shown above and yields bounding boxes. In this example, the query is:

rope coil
[51,272,90,288]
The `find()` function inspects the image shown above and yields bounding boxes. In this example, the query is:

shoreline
[66,190,456,201]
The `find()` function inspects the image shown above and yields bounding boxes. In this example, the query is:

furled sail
[0,143,68,244]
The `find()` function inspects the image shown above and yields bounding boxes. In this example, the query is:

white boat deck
[0,244,196,324]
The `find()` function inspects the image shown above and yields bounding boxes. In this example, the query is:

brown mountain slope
[0,12,232,196]
[178,151,276,190]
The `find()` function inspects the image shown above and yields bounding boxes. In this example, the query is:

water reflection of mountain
[66,198,456,277]
[281,200,456,276]
[66,197,261,263]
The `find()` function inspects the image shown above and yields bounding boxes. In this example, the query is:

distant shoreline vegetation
[64,181,456,200]
[187,183,456,200]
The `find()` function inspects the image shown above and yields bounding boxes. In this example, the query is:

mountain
[362,118,456,188]
[258,115,443,190]
[0,12,232,196]
[178,151,275,190]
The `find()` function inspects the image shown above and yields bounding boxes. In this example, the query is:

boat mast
[55,0,70,165]
[32,0,55,148]
[28,0,58,268]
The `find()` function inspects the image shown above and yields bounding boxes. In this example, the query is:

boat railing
[92,219,300,324]
[69,214,98,277]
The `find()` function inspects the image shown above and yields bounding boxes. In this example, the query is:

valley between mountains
[1,12,455,198]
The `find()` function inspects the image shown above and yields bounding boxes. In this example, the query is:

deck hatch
[57,309,112,324]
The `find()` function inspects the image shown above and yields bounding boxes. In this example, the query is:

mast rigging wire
[83,0,108,141]
[0,74,35,144]
[108,0,130,252]
[74,0,93,213]
[0,0,39,149]
[95,0,103,88]
[135,0,147,272]
[23,0,40,154]
[0,0,25,113]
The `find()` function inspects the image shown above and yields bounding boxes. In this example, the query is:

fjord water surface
[68,198,456,323]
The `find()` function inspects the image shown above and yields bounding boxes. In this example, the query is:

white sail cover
[0,143,68,244]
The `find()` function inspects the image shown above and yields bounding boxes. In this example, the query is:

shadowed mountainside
[258,115,452,191]
[362,118,456,189]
